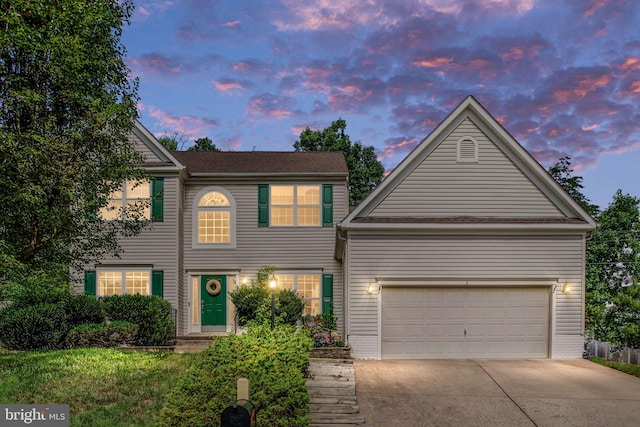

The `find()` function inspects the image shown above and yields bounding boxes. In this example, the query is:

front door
[201,275,227,326]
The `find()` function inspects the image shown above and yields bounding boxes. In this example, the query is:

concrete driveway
[354,359,640,427]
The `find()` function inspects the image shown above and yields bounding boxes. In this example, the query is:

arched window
[194,188,235,246]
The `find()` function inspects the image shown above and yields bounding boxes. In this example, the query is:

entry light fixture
[269,273,278,289]
[562,283,570,294]
[367,283,379,295]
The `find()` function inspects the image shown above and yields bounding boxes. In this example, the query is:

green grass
[591,356,640,378]
[0,348,198,427]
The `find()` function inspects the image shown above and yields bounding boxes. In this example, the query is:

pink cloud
[552,74,612,103]
[146,106,219,136]
[133,1,174,21]
[212,78,252,93]
[247,93,298,119]
[221,20,240,28]
[128,53,182,76]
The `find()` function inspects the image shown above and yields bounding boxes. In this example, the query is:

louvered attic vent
[457,136,478,162]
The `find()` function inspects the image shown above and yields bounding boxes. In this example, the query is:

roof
[171,151,348,176]
[338,95,597,232]
[352,217,588,225]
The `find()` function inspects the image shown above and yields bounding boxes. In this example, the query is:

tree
[187,136,220,152]
[586,191,640,347]
[294,119,384,206]
[157,129,190,151]
[548,156,600,216]
[0,0,144,276]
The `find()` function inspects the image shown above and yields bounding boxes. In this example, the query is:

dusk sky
[122,0,640,210]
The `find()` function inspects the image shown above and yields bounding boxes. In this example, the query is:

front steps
[173,335,220,353]
[306,359,369,427]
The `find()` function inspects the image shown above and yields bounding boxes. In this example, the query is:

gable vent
[457,136,478,162]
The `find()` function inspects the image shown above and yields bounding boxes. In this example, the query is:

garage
[381,287,549,359]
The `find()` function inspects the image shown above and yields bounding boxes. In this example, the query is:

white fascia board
[338,222,595,232]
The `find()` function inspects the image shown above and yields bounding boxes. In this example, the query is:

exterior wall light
[367,283,378,295]
[562,283,570,294]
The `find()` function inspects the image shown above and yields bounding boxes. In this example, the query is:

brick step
[308,366,355,375]
[310,358,353,365]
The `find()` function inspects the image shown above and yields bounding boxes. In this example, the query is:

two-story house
[78,96,596,359]
[79,121,349,336]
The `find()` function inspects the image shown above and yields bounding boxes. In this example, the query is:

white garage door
[381,287,549,359]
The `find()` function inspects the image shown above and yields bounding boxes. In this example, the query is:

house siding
[181,179,348,334]
[369,118,563,218]
[81,174,182,315]
[129,132,164,163]
[345,233,585,358]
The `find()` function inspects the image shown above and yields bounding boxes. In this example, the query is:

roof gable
[129,121,183,170]
[340,96,596,230]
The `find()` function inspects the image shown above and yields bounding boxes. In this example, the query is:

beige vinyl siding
[183,180,348,331]
[95,175,181,313]
[369,118,563,218]
[128,132,164,163]
[346,233,584,339]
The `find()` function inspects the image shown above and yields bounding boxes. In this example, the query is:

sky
[122,0,640,210]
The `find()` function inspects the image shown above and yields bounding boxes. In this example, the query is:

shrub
[302,312,343,347]
[66,321,138,348]
[65,294,105,327]
[229,281,269,326]
[159,324,313,427]
[102,294,175,346]
[277,288,305,325]
[0,303,68,350]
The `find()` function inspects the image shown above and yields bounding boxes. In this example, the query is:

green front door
[201,275,226,326]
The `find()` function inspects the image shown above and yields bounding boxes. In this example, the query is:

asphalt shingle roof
[171,151,348,175]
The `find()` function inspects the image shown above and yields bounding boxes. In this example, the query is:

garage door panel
[381,287,549,359]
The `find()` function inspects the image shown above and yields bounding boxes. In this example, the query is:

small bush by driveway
[354,359,640,427]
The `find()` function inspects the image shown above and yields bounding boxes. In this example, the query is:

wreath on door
[205,279,222,296]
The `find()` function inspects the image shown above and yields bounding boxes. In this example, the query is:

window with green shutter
[322,184,333,227]
[84,270,96,296]
[258,184,269,227]
[151,177,164,222]
[322,274,333,314]
[152,270,164,297]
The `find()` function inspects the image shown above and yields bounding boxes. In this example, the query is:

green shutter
[322,274,333,314]
[152,270,164,298]
[258,184,269,227]
[151,177,164,222]
[322,184,333,227]
[84,270,96,296]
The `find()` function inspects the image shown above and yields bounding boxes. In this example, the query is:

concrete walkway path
[354,359,640,427]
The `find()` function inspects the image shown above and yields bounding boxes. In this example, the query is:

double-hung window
[97,270,150,297]
[277,273,322,315]
[271,185,320,227]
[101,180,151,220]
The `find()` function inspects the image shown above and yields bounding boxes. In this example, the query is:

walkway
[306,358,370,427]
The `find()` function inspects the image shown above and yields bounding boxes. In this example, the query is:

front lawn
[591,356,640,378]
[0,348,198,427]
[0,325,313,426]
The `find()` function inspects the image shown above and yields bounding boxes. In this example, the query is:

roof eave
[337,222,596,232]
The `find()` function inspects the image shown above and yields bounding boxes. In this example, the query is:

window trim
[101,179,152,221]
[270,184,322,227]
[275,271,323,315]
[193,186,237,249]
[96,268,152,297]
